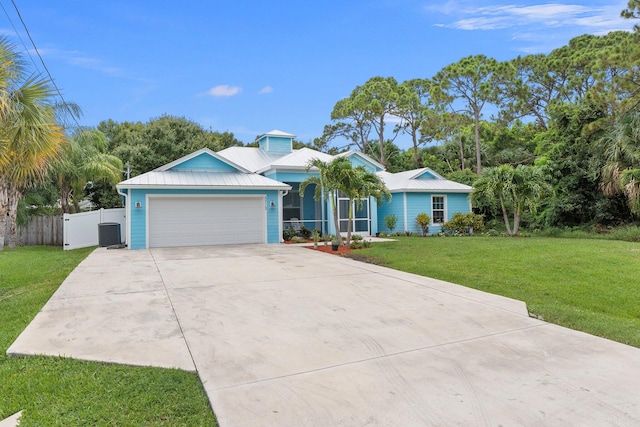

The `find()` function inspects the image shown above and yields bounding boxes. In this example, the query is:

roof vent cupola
[257,129,295,154]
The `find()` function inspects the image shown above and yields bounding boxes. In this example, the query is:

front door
[338,196,370,235]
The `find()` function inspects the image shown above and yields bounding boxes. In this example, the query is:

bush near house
[442,212,485,235]
[415,213,430,236]
[283,227,297,241]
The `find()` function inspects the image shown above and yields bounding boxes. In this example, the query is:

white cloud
[204,85,242,97]
[35,47,127,77]
[258,85,274,94]
[429,1,636,52]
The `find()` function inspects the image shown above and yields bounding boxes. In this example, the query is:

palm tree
[51,129,123,213]
[472,164,550,236]
[300,157,352,243]
[340,165,390,245]
[600,109,640,216]
[0,38,65,250]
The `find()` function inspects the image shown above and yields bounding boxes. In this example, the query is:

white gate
[63,208,126,250]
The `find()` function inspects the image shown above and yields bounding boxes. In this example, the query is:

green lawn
[0,246,216,426]
[357,236,640,348]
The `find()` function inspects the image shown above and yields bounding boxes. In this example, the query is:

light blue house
[116,130,473,249]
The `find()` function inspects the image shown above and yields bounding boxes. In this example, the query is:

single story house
[116,130,473,249]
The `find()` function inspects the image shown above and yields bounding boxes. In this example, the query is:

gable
[170,152,237,172]
[414,170,439,180]
[156,148,249,173]
[341,151,384,173]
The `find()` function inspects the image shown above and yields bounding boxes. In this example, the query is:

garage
[148,196,266,248]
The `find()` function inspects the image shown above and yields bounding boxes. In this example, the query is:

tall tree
[622,0,640,30]
[395,78,442,168]
[0,38,64,250]
[434,55,501,173]
[331,77,401,166]
[98,116,241,176]
[328,100,373,154]
[500,53,570,130]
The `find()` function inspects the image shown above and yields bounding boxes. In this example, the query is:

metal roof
[257,148,334,173]
[117,170,291,190]
[377,169,473,193]
[216,147,284,173]
[259,129,296,138]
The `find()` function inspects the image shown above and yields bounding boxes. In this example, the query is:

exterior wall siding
[405,192,427,234]
[446,193,472,219]
[376,195,405,233]
[377,191,471,235]
[259,136,292,154]
[128,188,280,249]
[171,154,236,171]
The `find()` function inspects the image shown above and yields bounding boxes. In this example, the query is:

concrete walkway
[7,245,640,426]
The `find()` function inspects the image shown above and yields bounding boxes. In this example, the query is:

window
[432,196,445,223]
[283,190,301,220]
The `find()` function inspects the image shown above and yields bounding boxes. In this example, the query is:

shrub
[283,227,297,241]
[442,212,485,235]
[415,212,431,236]
[385,214,398,233]
[352,234,363,241]
[378,232,388,238]
[299,225,312,239]
[290,236,307,243]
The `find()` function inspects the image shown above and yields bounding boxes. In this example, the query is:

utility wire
[0,0,39,72]
[8,0,82,129]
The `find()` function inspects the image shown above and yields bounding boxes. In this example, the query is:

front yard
[0,247,216,426]
[357,236,640,348]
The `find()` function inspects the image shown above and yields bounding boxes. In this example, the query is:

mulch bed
[306,244,352,255]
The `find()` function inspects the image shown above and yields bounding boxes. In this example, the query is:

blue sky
[0,1,635,148]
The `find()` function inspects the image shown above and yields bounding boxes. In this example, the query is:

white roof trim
[259,129,296,138]
[117,184,291,191]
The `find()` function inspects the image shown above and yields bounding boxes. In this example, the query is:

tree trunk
[60,186,72,214]
[331,191,342,242]
[7,186,21,249]
[500,200,512,236]
[0,179,7,251]
[412,130,420,168]
[474,110,482,174]
[458,134,465,171]
[378,116,386,167]
[346,199,354,246]
[512,212,520,237]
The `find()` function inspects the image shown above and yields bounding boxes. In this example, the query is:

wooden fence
[12,215,63,247]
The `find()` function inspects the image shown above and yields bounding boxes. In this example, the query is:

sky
[0,1,635,148]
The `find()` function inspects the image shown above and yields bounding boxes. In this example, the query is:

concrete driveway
[8,245,640,426]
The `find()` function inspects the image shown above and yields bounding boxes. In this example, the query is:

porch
[281,183,375,237]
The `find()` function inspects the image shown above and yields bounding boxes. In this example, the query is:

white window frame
[431,195,447,225]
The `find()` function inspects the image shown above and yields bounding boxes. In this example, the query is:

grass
[0,246,216,426]
[357,236,640,348]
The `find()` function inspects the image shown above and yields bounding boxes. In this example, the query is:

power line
[8,0,82,129]
[0,1,39,73]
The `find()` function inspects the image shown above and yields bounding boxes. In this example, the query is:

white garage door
[148,196,266,247]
